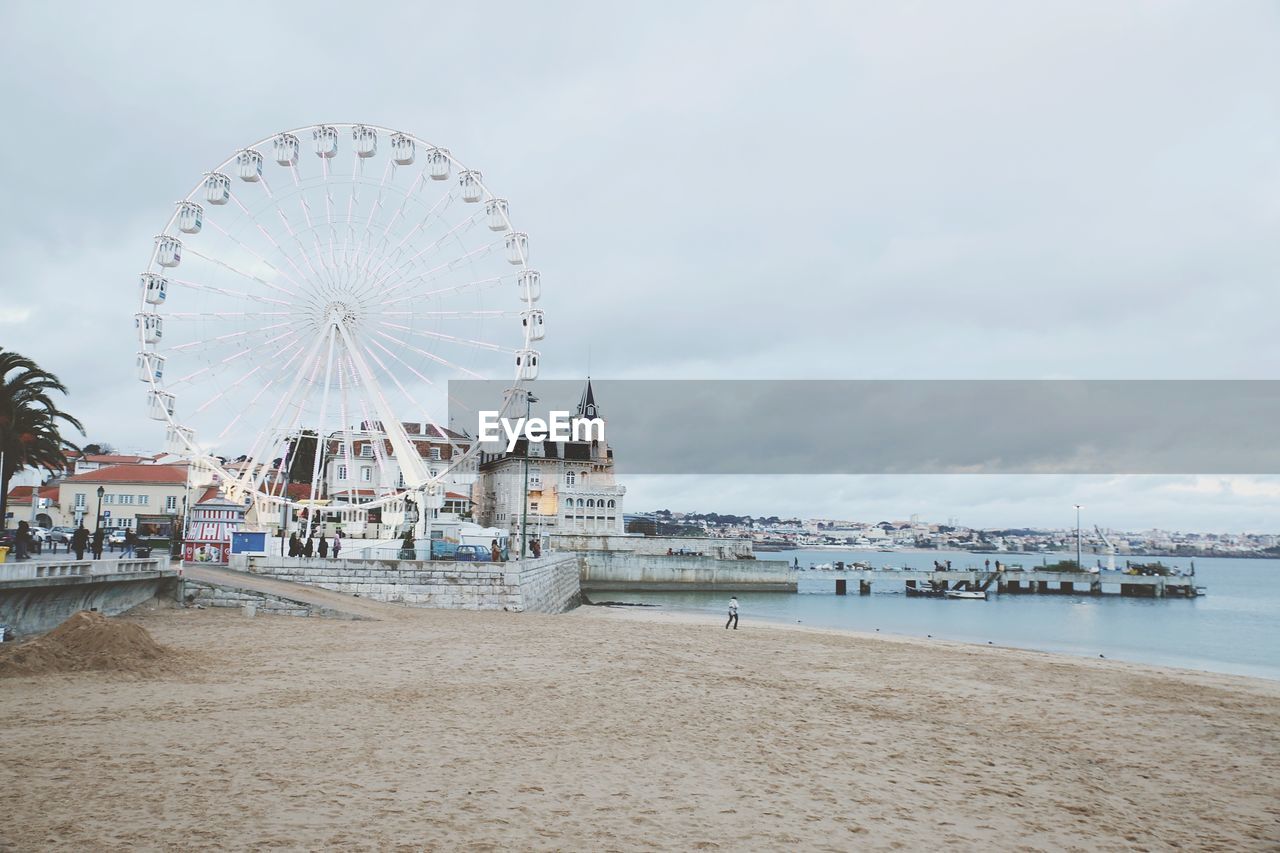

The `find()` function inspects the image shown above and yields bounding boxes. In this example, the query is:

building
[182,488,247,563]
[57,463,192,530]
[72,453,156,475]
[320,421,476,508]
[475,380,626,541]
[4,484,64,529]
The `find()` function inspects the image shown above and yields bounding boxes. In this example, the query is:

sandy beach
[1,602,1277,851]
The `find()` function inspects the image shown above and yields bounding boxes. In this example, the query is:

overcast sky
[1,1,1277,531]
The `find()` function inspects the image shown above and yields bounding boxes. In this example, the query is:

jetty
[798,566,1204,598]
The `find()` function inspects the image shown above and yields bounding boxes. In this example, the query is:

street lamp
[521,392,538,559]
[95,486,105,534]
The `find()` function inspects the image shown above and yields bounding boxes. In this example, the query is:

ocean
[604,548,1280,680]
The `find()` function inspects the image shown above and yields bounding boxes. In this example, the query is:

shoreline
[581,602,1280,690]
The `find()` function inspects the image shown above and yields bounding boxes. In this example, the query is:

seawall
[232,553,582,614]
[579,551,796,592]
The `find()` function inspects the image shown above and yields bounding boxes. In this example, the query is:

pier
[798,567,1204,598]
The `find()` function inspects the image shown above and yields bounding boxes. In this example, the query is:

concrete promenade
[0,555,179,636]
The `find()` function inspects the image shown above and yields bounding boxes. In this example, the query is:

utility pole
[521,392,538,559]
[1074,504,1082,570]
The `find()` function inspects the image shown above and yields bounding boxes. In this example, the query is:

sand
[0,603,1276,851]
[0,610,175,678]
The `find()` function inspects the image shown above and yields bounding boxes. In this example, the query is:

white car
[107,529,129,546]
[28,526,50,542]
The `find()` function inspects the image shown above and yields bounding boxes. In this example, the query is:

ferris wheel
[135,122,543,515]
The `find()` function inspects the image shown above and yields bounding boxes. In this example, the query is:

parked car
[0,529,16,549]
[50,526,77,544]
[453,544,492,562]
[107,529,128,547]
[29,526,51,542]
[430,540,459,561]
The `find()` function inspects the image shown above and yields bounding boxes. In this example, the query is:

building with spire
[475,379,626,542]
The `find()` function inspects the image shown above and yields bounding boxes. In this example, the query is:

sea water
[607,549,1280,680]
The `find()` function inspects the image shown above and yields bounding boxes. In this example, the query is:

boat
[946,589,987,600]
[905,585,945,598]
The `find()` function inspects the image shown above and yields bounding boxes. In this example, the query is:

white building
[320,421,476,517]
[475,380,626,542]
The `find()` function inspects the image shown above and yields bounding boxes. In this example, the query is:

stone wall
[579,551,796,592]
[547,534,752,560]
[182,579,361,619]
[233,554,582,614]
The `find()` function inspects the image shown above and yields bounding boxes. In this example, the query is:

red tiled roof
[61,463,189,486]
[196,485,221,503]
[82,453,152,464]
[4,485,59,503]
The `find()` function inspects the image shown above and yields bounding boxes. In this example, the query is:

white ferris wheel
[135,122,543,518]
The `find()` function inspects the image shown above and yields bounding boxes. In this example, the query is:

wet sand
[1,602,1277,850]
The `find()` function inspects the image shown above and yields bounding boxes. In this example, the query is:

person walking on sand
[91,527,105,560]
[725,596,739,630]
[72,524,89,560]
[318,534,329,558]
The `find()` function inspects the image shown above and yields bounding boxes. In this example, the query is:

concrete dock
[798,568,1204,598]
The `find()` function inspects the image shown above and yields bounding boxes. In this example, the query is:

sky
[1,1,1277,531]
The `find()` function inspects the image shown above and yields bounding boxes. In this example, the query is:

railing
[0,556,171,582]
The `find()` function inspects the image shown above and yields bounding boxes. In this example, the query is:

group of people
[287,530,342,559]
[8,521,120,561]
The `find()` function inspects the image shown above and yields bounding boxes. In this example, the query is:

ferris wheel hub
[323,301,360,328]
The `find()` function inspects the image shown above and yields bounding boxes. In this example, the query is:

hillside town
[632,509,1280,559]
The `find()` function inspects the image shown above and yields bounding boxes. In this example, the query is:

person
[666,547,673,556]
[91,527,105,560]
[14,521,30,561]
[302,536,314,558]
[318,534,329,558]
[288,533,301,557]
[399,531,415,560]
[123,528,137,558]
[72,524,89,560]
[725,596,739,630]
[490,539,501,562]
[332,531,342,558]
[530,538,541,558]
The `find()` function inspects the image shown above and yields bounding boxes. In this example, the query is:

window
[430,447,441,461]
[103,494,115,504]
[607,500,615,508]
[565,471,575,486]
[121,495,135,505]
[75,493,86,509]
[530,502,539,513]
[361,445,374,458]
[398,472,405,487]
[138,495,149,505]
[361,467,372,482]
[338,465,348,480]
[587,499,595,508]
[165,496,178,512]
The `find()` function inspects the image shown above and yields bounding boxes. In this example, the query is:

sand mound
[0,611,171,677]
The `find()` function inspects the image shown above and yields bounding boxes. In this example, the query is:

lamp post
[95,486,105,534]
[521,392,538,559]
[1074,504,1082,571]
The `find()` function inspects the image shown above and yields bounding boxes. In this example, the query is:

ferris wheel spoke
[161,320,303,354]
[305,327,339,507]
[274,208,330,288]
[374,239,502,303]
[166,311,292,320]
[168,277,293,308]
[379,276,509,308]
[341,353,401,496]
[364,202,479,292]
[382,309,524,320]
[363,185,459,282]
[202,218,309,295]
[375,320,514,354]
[240,328,331,497]
[191,364,266,416]
[363,338,470,458]
[369,328,486,379]
[166,328,302,388]
[184,245,305,303]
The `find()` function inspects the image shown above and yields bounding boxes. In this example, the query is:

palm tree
[0,348,85,528]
